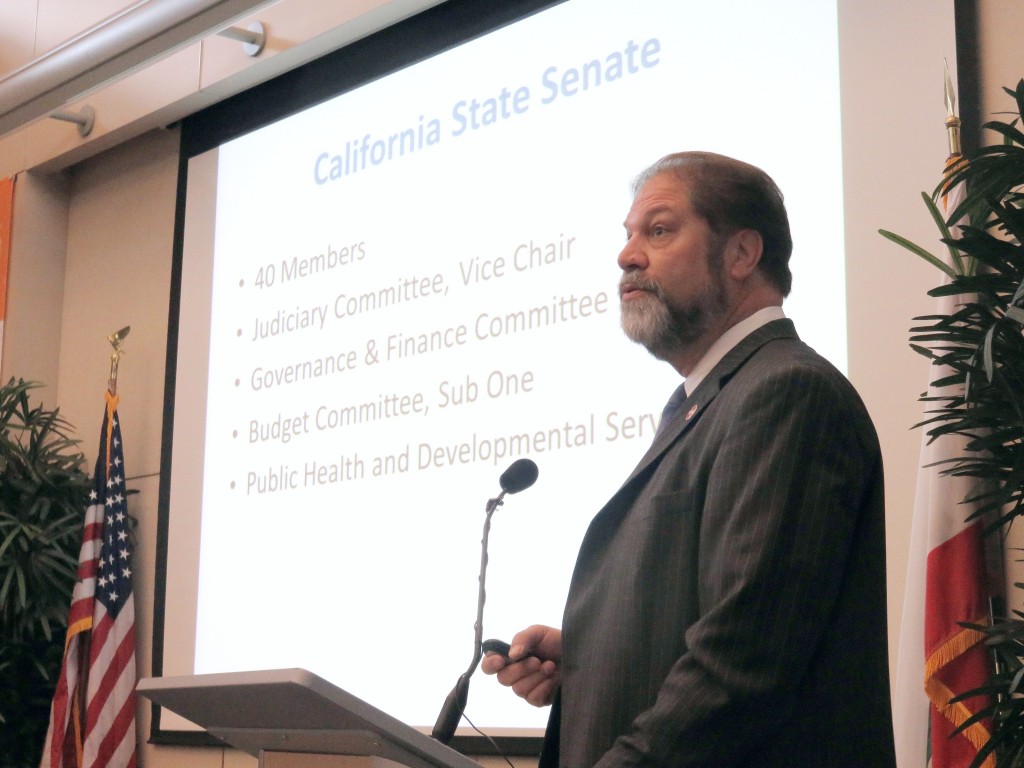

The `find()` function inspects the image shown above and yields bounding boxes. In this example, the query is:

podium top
[137,668,482,768]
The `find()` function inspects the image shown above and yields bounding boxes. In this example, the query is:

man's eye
[652,225,667,237]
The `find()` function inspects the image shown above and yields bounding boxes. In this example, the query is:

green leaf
[878,228,956,277]
[922,190,968,274]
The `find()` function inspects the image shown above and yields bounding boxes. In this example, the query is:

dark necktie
[655,382,688,437]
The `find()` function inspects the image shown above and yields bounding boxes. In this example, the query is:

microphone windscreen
[499,458,539,494]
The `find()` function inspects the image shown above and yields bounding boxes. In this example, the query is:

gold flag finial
[108,326,130,395]
[944,59,962,157]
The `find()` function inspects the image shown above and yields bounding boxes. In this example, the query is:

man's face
[618,172,728,360]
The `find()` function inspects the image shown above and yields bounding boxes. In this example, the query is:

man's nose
[617,238,647,271]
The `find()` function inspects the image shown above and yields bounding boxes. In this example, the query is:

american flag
[40,391,137,768]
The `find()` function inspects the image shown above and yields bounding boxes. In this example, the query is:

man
[482,152,896,766]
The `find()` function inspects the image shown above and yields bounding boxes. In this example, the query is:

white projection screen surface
[159,0,846,742]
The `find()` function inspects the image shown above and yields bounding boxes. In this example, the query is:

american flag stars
[96,428,132,615]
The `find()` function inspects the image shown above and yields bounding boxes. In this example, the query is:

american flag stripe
[40,392,136,768]
[41,510,97,767]
[85,684,136,768]
[41,654,74,765]
[85,612,134,720]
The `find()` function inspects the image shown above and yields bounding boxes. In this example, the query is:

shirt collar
[683,305,786,396]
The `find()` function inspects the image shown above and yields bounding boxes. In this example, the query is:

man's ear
[724,229,764,280]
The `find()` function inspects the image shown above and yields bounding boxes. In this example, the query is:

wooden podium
[137,668,483,768]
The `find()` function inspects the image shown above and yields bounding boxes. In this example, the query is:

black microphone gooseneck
[431,458,539,745]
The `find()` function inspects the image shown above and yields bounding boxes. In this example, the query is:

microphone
[431,458,539,745]
[500,458,539,494]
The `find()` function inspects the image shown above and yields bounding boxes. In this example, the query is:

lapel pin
[685,404,699,421]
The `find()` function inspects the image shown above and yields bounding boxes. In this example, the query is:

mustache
[619,273,663,298]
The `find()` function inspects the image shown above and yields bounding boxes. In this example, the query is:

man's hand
[481,624,562,707]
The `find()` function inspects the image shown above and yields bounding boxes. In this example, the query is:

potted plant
[0,379,90,767]
[882,79,1024,767]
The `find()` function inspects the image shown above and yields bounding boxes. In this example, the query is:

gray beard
[619,273,727,359]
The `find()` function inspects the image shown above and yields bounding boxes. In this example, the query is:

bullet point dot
[234,379,240,387]
[230,481,236,489]
[236,328,242,337]
[232,430,238,438]
[239,278,245,287]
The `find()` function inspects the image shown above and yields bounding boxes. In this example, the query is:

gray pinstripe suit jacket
[539,319,896,767]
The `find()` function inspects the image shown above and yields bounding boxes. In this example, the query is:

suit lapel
[608,319,798,507]
[568,320,799,589]
[577,317,798,552]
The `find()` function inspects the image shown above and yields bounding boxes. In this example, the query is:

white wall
[838,0,958,681]
[2,171,68,391]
